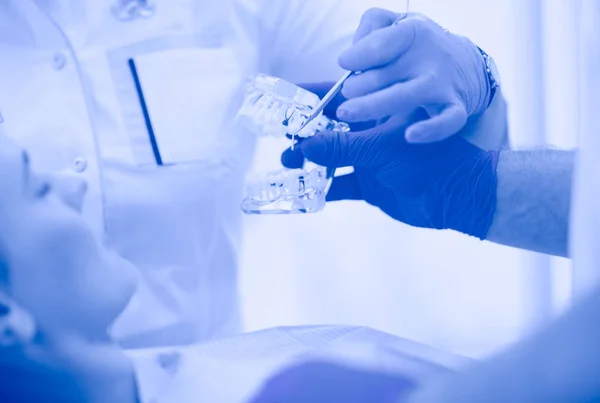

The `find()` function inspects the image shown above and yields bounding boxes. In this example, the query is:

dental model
[237,74,350,214]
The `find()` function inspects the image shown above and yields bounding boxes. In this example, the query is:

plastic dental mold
[237,74,350,214]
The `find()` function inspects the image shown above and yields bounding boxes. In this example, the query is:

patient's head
[0,135,139,401]
[0,136,137,340]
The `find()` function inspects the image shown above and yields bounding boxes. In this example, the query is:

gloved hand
[298,82,377,133]
[282,111,500,240]
[247,360,416,403]
[335,9,492,143]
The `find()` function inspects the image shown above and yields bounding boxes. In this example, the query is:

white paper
[133,47,241,164]
[128,326,471,403]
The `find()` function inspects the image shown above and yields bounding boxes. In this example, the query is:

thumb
[300,127,390,168]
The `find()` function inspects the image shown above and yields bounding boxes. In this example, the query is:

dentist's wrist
[425,148,500,240]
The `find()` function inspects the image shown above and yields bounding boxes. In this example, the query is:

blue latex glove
[335,10,491,143]
[247,360,416,403]
[282,111,499,240]
[286,82,377,167]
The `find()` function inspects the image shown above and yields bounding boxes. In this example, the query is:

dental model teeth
[242,165,329,214]
[237,74,350,214]
[238,74,350,139]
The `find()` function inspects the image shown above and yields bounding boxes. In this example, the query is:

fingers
[353,8,401,44]
[300,115,408,168]
[300,131,378,168]
[281,146,305,169]
[337,76,431,122]
[341,63,407,99]
[405,103,468,143]
[295,82,377,129]
[338,18,418,72]
[298,132,340,167]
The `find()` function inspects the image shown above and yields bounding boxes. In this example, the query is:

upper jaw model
[237,74,350,214]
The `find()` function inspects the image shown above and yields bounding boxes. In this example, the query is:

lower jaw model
[242,164,331,214]
[237,74,349,215]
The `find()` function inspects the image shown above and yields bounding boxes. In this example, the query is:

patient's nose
[49,174,88,212]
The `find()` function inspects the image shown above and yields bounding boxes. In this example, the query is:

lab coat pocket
[114,46,243,166]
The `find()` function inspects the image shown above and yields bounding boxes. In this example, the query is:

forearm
[463,89,573,256]
[485,149,574,257]
[406,284,600,403]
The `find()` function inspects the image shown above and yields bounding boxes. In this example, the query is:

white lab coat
[125,325,471,403]
[570,0,600,300]
[0,0,399,348]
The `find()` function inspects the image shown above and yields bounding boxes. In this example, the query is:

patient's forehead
[0,133,20,155]
[0,134,20,166]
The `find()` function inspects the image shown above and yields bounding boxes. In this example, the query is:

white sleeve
[257,0,404,83]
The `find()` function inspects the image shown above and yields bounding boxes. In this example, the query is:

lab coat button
[52,53,67,70]
[138,3,156,18]
[72,157,88,173]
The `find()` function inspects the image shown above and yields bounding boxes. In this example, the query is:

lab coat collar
[32,0,90,26]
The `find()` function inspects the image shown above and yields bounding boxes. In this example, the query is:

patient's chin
[79,279,137,342]
[103,285,138,341]
[113,279,137,326]
[101,285,137,339]
[102,250,140,326]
